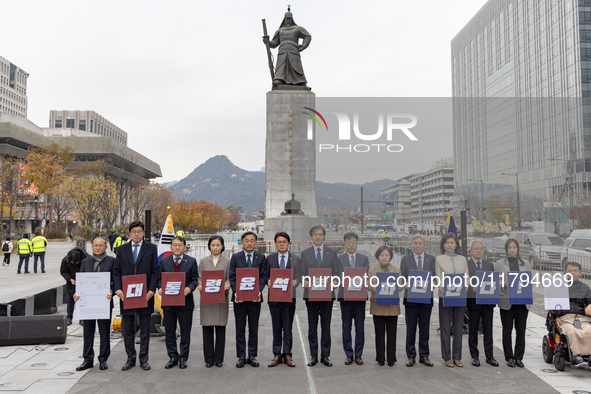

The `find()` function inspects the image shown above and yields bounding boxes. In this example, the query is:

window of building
[66,116,75,128]
[55,116,62,128]
[79,118,86,131]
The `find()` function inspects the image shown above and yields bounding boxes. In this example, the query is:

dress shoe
[246,357,259,367]
[121,361,135,371]
[236,358,246,368]
[215,362,223,367]
[486,358,499,367]
[24,271,30,274]
[419,357,433,367]
[165,359,178,369]
[453,359,463,367]
[507,358,516,368]
[179,359,187,369]
[445,359,454,368]
[140,362,151,371]
[515,360,524,368]
[388,362,395,367]
[321,357,332,367]
[471,358,480,367]
[377,361,385,366]
[268,356,282,367]
[355,356,363,365]
[344,356,354,365]
[17,271,21,274]
[67,318,72,326]
[206,362,213,368]
[99,362,108,370]
[307,357,318,366]
[41,271,46,273]
[76,361,93,371]
[406,358,415,367]
[284,356,295,367]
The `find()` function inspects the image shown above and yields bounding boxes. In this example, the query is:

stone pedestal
[264,90,318,243]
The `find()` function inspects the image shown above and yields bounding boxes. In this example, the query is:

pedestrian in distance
[2,236,13,266]
[16,233,33,274]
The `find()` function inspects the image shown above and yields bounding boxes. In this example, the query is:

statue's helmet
[279,6,297,28]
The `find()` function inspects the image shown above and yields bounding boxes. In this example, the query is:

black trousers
[203,325,226,364]
[233,301,261,359]
[83,313,112,363]
[500,305,528,361]
[404,304,432,359]
[66,292,75,319]
[122,314,151,364]
[3,253,10,264]
[269,302,296,357]
[305,300,333,358]
[468,306,494,360]
[33,253,45,273]
[163,307,193,360]
[373,315,398,364]
[17,255,29,273]
[340,301,366,357]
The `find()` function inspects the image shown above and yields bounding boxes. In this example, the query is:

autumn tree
[226,205,243,229]
[195,200,227,233]
[0,156,21,237]
[64,175,116,230]
[484,194,519,225]
[145,183,173,231]
[20,144,75,230]
[570,206,591,229]
[52,182,75,225]
[172,198,198,231]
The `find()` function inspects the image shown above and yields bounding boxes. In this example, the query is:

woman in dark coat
[60,247,89,326]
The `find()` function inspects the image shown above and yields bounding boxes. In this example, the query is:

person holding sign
[553,262,591,368]
[300,225,341,367]
[157,236,198,370]
[494,238,532,368]
[113,221,159,372]
[74,236,114,371]
[266,232,300,367]
[435,233,469,368]
[229,231,268,368]
[338,232,369,366]
[368,245,400,367]
[400,234,436,367]
[466,239,498,367]
[197,235,231,368]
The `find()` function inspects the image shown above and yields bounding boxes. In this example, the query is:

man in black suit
[267,232,300,367]
[400,234,435,367]
[157,236,199,369]
[229,231,268,368]
[74,236,115,371]
[338,232,370,365]
[113,221,159,372]
[467,239,498,367]
[300,225,341,367]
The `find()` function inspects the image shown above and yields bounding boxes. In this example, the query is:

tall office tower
[49,110,128,145]
[0,55,28,118]
[452,0,589,227]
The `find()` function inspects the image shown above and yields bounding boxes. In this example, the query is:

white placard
[76,272,111,320]
[543,275,570,311]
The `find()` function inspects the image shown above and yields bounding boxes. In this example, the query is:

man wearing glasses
[113,221,159,372]
[229,231,268,368]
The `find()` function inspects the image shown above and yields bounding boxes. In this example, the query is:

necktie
[280,255,286,269]
[351,255,355,268]
[247,254,252,268]
[417,255,422,271]
[476,261,481,270]
[174,257,181,266]
[316,248,322,268]
[133,244,139,262]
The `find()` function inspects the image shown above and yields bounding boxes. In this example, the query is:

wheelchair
[542,311,589,371]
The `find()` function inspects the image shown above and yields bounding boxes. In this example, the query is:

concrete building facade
[379,176,413,231]
[410,158,455,229]
[49,110,128,145]
[0,55,28,118]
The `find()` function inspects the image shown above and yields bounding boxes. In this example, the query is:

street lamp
[468,178,484,220]
[501,172,521,230]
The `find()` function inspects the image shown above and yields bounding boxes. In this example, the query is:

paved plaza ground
[0,242,590,393]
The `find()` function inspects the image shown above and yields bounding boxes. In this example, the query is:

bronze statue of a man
[264,7,312,86]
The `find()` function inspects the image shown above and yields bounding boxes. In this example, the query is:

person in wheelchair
[554,262,591,368]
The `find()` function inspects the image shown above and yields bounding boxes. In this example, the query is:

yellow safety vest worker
[32,236,48,254]
[113,236,130,248]
[17,239,32,255]
[382,231,389,238]
[176,230,185,238]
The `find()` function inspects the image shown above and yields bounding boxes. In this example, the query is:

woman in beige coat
[197,235,230,368]
[368,245,401,367]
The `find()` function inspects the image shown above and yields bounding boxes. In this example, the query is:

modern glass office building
[452,0,591,227]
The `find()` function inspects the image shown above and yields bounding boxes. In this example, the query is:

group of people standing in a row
[69,222,591,373]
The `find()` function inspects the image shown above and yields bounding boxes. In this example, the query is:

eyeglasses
[275,241,289,245]
[129,230,144,235]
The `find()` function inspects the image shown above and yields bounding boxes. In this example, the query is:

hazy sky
[1,0,488,183]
